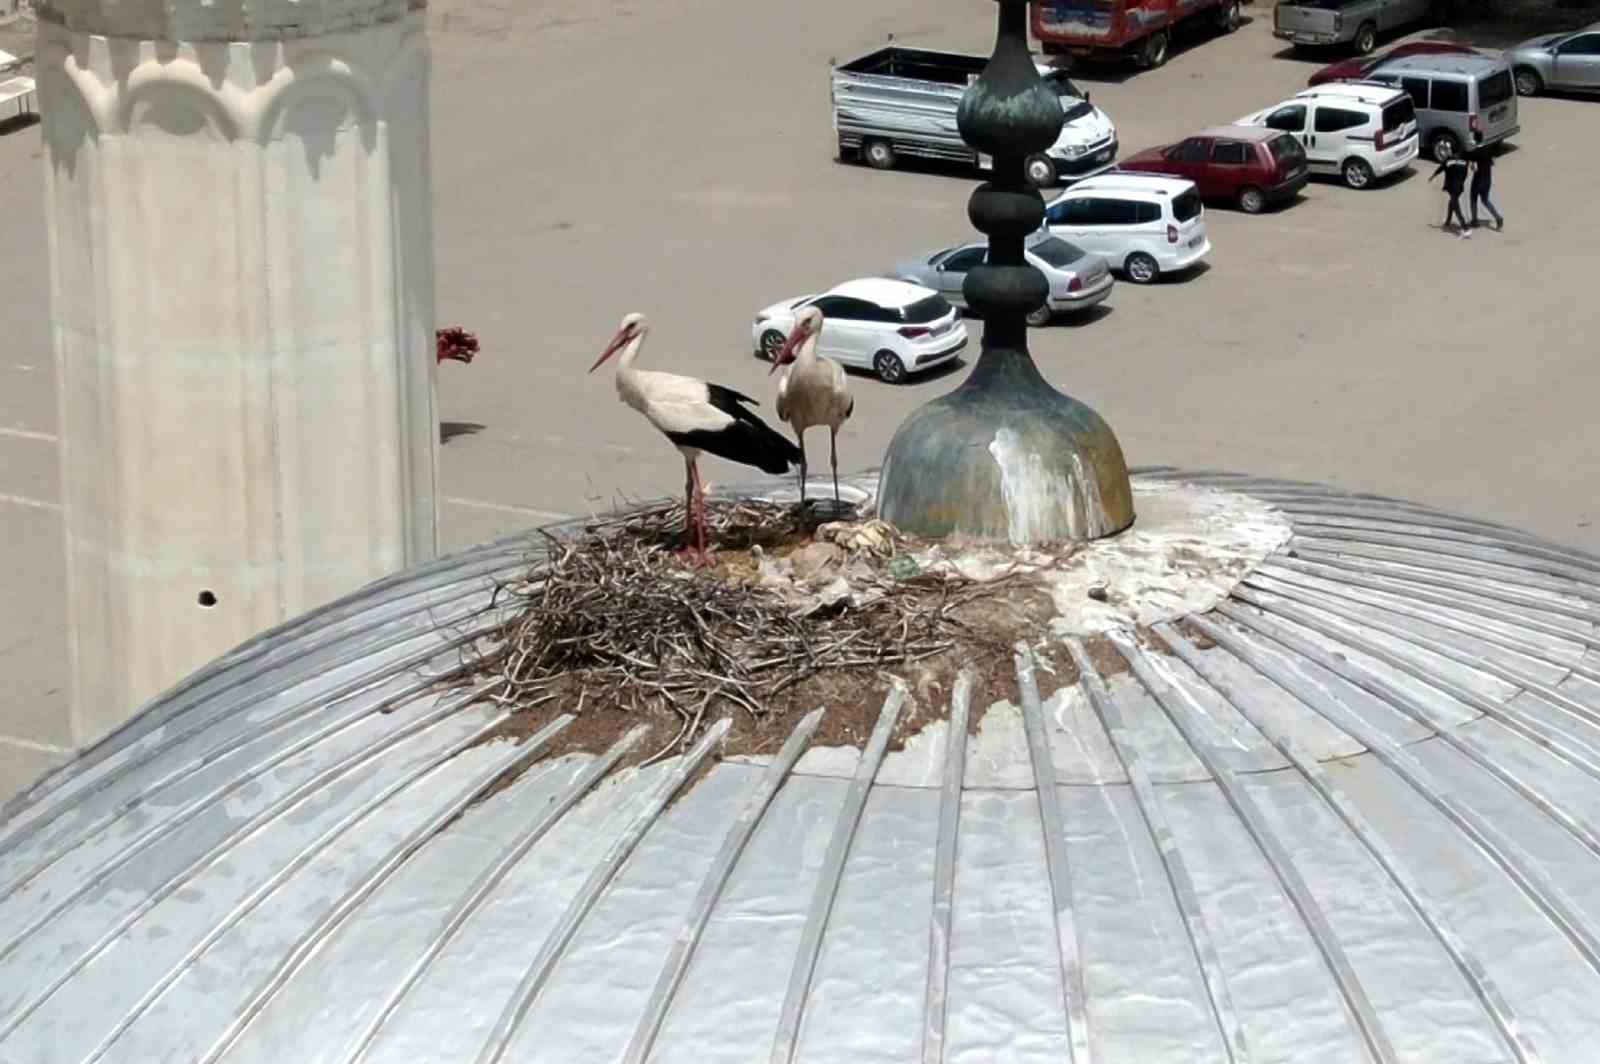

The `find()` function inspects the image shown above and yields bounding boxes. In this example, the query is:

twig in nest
[452,497,1022,750]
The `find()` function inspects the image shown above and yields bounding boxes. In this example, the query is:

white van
[1041,174,1209,284]
[1236,83,1419,189]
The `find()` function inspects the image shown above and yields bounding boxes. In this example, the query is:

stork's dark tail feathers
[686,384,804,475]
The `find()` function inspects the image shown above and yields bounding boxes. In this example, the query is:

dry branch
[453,499,1018,752]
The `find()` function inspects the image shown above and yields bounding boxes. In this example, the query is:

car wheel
[1140,30,1169,69]
[1429,130,1460,162]
[1025,154,1058,189]
[1354,23,1377,55]
[1237,185,1267,213]
[1341,157,1374,189]
[1216,0,1241,32]
[1124,252,1160,285]
[1514,67,1543,97]
[862,139,896,171]
[873,351,907,384]
[758,330,786,362]
[1025,304,1053,327]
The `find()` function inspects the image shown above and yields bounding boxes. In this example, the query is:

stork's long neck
[614,333,649,408]
[794,331,820,371]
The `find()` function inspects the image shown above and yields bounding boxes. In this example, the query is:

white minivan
[1041,175,1209,285]
[1236,83,1419,189]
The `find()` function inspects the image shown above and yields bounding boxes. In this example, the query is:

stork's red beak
[590,327,630,373]
[769,321,810,375]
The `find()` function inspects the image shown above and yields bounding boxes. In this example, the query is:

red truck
[1032,0,1244,68]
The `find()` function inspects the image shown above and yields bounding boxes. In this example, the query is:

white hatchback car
[752,279,968,384]
[1235,82,1419,189]
[1041,174,1210,284]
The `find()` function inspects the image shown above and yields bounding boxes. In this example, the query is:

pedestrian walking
[1429,154,1471,238]
[1469,148,1504,231]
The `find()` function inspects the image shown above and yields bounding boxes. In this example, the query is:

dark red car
[1118,126,1309,213]
[1306,40,1479,85]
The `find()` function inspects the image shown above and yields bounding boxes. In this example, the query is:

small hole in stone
[1087,586,1108,603]
[197,590,218,608]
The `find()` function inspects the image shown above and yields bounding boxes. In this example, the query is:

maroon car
[1118,126,1309,213]
[1306,40,1478,85]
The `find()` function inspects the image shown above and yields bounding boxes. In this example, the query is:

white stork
[770,305,854,506]
[590,312,801,563]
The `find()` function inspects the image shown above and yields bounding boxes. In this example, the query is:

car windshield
[929,247,958,265]
[1479,69,1513,107]
[1172,189,1202,222]
[1028,237,1086,268]
[1268,133,1306,166]
[901,294,953,323]
[1382,97,1415,131]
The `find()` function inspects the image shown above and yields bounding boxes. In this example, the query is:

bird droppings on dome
[5,468,1600,1062]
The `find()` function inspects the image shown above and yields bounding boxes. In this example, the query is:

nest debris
[456,498,1027,763]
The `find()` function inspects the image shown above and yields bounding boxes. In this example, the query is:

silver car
[1504,21,1600,96]
[892,234,1113,326]
[1273,0,1442,55]
[1364,53,1519,161]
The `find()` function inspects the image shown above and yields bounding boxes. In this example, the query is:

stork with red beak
[771,306,853,506]
[591,312,801,563]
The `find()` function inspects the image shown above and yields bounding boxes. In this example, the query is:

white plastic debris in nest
[1044,481,1291,635]
[752,538,885,616]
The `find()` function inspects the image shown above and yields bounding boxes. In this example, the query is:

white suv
[1236,83,1419,189]
[1041,175,1210,285]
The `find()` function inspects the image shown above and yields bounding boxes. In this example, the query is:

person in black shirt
[1429,155,1471,238]
[1468,148,1504,231]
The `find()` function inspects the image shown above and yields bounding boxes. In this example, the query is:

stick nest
[458,498,1024,758]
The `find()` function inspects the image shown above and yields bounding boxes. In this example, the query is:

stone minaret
[36,0,439,740]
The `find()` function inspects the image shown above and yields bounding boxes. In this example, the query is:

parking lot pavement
[1,0,1597,796]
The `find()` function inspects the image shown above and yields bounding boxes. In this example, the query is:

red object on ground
[1306,40,1478,85]
[1118,125,1310,212]
[436,326,480,365]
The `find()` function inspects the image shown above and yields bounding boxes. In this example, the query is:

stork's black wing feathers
[667,381,801,476]
[705,383,761,413]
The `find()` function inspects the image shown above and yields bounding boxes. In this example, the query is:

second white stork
[590,312,801,563]
[770,305,854,506]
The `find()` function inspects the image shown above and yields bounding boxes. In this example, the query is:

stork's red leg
[680,457,712,567]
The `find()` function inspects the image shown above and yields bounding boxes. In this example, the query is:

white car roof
[1293,82,1408,107]
[825,277,937,306]
[1055,173,1196,199]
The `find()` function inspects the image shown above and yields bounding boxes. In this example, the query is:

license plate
[931,320,950,336]
[1490,105,1506,120]
[1187,236,1203,249]
[1095,148,1111,162]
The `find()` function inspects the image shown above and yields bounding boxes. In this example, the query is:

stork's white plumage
[590,312,801,562]
[771,305,854,505]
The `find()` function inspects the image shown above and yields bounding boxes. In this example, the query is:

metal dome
[3,469,1599,1064]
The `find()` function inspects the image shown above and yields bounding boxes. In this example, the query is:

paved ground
[2,0,1598,796]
